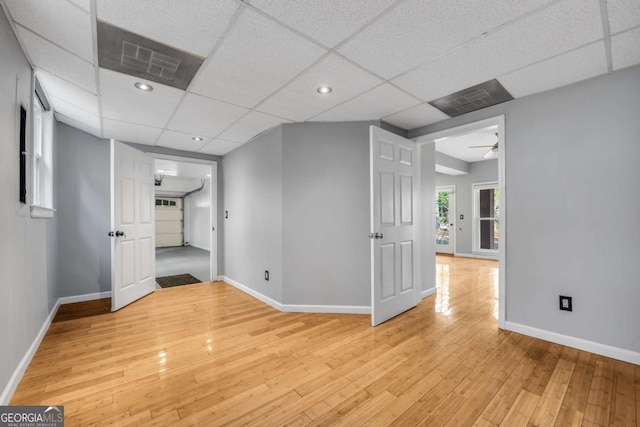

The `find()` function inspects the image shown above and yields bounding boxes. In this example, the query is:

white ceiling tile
[96,0,240,57]
[100,68,184,128]
[218,111,289,143]
[611,27,640,70]
[311,84,420,122]
[5,0,93,62]
[257,54,383,121]
[393,0,604,102]
[337,0,555,79]
[167,93,249,138]
[55,113,101,138]
[383,104,449,131]
[102,119,163,145]
[67,0,90,13]
[16,26,96,93]
[156,130,211,152]
[499,42,608,98]
[190,8,327,107]
[36,69,99,115]
[50,95,101,129]
[607,0,640,33]
[198,139,243,156]
[247,0,397,48]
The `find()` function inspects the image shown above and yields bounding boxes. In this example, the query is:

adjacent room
[153,158,214,288]
[1,0,639,424]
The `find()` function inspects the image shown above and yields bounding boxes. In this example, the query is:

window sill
[30,205,55,219]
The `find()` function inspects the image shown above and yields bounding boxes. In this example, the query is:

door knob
[375,232,384,239]
[115,231,125,237]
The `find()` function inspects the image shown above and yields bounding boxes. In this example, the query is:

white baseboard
[421,287,437,298]
[222,276,284,311]
[454,252,499,260]
[58,291,112,305]
[221,276,370,315]
[282,304,370,315]
[1,291,113,405]
[0,299,60,405]
[505,321,640,365]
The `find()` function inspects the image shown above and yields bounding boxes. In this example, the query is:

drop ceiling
[1,0,638,156]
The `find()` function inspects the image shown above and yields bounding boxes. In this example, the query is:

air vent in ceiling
[429,79,514,117]
[97,21,204,90]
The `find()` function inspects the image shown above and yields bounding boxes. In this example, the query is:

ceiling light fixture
[134,82,153,92]
[192,137,203,141]
[317,85,332,95]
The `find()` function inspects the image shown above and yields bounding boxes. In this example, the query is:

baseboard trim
[282,304,370,315]
[1,291,113,404]
[421,287,437,298]
[0,299,60,405]
[454,252,499,260]
[222,276,284,311]
[221,276,370,315]
[505,321,640,365]
[58,291,112,305]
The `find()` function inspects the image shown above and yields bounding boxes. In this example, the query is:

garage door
[155,197,183,247]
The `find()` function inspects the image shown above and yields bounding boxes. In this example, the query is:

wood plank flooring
[12,256,639,426]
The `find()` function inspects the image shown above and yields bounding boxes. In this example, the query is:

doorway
[415,115,506,329]
[435,185,455,254]
[153,155,217,287]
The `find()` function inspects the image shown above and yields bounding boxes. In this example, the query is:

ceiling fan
[469,133,499,159]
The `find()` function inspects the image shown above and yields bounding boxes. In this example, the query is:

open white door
[370,126,420,326]
[110,140,156,311]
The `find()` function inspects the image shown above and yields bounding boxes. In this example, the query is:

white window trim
[30,74,55,219]
[472,181,499,256]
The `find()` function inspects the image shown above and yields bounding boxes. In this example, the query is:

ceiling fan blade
[468,145,494,148]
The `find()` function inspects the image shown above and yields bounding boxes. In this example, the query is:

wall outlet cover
[559,295,572,311]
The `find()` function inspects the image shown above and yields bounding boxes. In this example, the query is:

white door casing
[111,140,156,311]
[370,126,420,326]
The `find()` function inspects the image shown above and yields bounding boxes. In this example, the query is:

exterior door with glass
[435,186,455,254]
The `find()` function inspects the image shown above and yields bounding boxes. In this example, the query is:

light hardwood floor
[12,256,639,426]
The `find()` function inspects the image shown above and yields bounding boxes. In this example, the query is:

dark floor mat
[156,274,202,288]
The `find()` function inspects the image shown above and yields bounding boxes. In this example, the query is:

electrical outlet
[265,270,269,281]
[559,295,572,311]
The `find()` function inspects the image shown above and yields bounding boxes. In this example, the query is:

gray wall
[282,122,372,306]
[223,121,434,308]
[0,9,57,402]
[435,159,498,255]
[222,126,284,302]
[56,123,111,296]
[420,143,437,293]
[411,66,640,353]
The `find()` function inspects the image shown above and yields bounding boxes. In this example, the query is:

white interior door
[435,186,455,254]
[370,126,420,326]
[111,140,156,311]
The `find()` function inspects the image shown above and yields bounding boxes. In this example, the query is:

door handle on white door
[115,231,125,237]
[369,232,384,239]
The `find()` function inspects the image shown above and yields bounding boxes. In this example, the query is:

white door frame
[149,153,218,281]
[414,115,506,329]
[435,185,456,255]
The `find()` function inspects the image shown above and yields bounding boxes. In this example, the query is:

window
[473,182,499,254]
[30,77,54,218]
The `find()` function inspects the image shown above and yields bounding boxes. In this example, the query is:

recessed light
[134,82,153,92]
[192,137,203,141]
[317,85,332,95]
